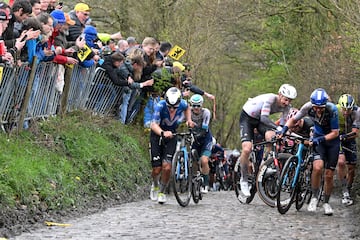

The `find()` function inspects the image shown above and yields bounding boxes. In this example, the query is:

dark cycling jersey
[294,101,339,170]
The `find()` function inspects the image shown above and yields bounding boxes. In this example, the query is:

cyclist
[149,87,194,204]
[209,138,225,191]
[336,94,359,206]
[190,94,213,193]
[238,84,297,197]
[284,108,314,138]
[281,88,339,215]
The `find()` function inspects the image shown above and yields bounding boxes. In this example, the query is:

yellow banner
[77,45,92,62]
[168,45,186,60]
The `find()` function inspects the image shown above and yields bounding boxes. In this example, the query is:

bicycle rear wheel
[295,166,312,210]
[191,174,202,204]
[276,156,298,214]
[171,151,192,207]
[256,153,291,207]
[234,156,257,204]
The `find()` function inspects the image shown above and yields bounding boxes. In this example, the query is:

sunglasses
[82,12,89,17]
[167,104,179,109]
[192,104,201,108]
[312,106,325,110]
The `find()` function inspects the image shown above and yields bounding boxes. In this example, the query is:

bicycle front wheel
[276,156,298,214]
[171,151,192,207]
[256,153,291,207]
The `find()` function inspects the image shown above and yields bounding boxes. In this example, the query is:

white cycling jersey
[242,93,290,128]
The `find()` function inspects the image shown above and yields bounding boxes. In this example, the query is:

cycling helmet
[338,94,355,110]
[165,87,182,107]
[190,94,204,106]
[286,108,299,121]
[232,149,240,158]
[278,84,297,100]
[310,88,328,107]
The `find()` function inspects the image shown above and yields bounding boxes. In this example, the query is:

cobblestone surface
[10,191,359,240]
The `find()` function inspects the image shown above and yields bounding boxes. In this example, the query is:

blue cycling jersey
[151,99,188,132]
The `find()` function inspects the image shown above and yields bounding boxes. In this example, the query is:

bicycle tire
[276,156,298,214]
[256,153,291,207]
[191,176,202,203]
[233,155,257,204]
[295,166,312,210]
[171,151,192,207]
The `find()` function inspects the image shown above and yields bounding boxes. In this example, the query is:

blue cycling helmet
[310,88,328,107]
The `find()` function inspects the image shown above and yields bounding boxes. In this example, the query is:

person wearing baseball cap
[66,3,90,41]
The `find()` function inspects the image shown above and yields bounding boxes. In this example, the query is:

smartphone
[79,33,85,41]
[20,34,28,42]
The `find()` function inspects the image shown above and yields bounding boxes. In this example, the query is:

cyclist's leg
[337,148,347,193]
[344,141,357,192]
[199,133,213,193]
[159,137,177,194]
[150,131,162,200]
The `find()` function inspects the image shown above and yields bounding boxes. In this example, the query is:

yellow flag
[168,45,186,60]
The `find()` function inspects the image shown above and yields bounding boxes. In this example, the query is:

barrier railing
[0,61,124,131]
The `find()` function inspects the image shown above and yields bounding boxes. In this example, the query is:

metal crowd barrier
[84,67,124,115]
[0,61,125,130]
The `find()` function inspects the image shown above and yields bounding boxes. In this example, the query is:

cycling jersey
[295,102,339,136]
[242,93,291,128]
[151,99,188,132]
[336,104,360,134]
[191,108,213,157]
[295,101,340,170]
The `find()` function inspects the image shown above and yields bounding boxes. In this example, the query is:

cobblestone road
[11,191,359,240]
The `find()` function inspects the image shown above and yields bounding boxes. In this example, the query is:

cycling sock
[202,174,209,186]
[240,163,248,181]
[159,182,166,193]
[312,188,319,198]
[324,195,330,203]
[153,175,160,187]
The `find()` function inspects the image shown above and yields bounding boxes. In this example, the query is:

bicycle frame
[174,133,192,181]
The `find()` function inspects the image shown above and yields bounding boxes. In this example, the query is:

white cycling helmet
[279,84,297,100]
[165,87,182,107]
[232,149,240,158]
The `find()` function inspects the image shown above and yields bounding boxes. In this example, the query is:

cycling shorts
[239,110,272,142]
[339,139,357,165]
[313,137,340,170]
[192,131,213,158]
[150,130,177,168]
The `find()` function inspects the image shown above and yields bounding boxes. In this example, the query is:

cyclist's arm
[184,105,195,128]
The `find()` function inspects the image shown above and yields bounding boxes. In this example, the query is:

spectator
[117,39,128,55]
[0,2,14,64]
[156,41,171,61]
[29,0,41,17]
[39,0,49,13]
[126,36,137,48]
[3,0,32,50]
[52,11,79,93]
[67,2,90,42]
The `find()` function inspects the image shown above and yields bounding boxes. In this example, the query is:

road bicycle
[171,131,194,207]
[256,136,293,207]
[233,139,269,204]
[276,133,315,214]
